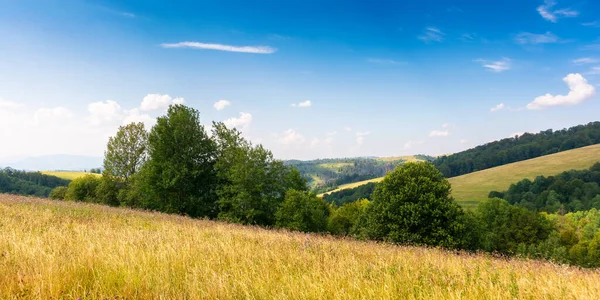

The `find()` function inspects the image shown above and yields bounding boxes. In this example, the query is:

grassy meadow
[1,194,600,299]
[41,171,101,181]
[321,144,600,208]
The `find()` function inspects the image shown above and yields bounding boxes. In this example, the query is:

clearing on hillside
[320,144,600,208]
[41,171,101,181]
[1,194,599,299]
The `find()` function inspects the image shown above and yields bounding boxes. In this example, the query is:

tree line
[489,163,600,213]
[0,168,70,197]
[434,122,600,177]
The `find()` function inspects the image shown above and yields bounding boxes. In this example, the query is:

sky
[1,0,599,161]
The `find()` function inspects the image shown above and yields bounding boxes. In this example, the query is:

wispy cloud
[490,103,505,112]
[418,27,445,43]
[366,58,405,65]
[477,58,511,72]
[572,58,598,65]
[514,32,558,45]
[586,66,600,75]
[291,100,311,108]
[160,42,277,54]
[582,21,600,27]
[537,0,579,23]
[224,112,253,130]
[279,129,305,145]
[404,140,424,150]
[0,99,24,110]
[356,131,371,145]
[120,12,135,18]
[582,44,600,51]
[527,73,595,110]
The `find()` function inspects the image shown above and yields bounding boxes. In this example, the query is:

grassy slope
[320,144,600,208]
[41,171,101,180]
[1,195,599,299]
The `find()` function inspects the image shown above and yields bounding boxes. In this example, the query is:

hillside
[0,168,70,197]
[2,194,599,299]
[41,171,101,181]
[321,144,600,208]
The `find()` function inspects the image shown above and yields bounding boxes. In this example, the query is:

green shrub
[64,175,101,202]
[48,186,68,200]
[275,189,330,233]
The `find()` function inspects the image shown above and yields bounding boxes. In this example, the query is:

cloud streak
[418,27,444,43]
[514,32,558,45]
[161,42,277,54]
[477,58,511,72]
[291,100,311,108]
[537,0,579,22]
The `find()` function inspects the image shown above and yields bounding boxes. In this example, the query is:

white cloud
[88,100,123,125]
[367,58,405,65]
[34,107,73,125]
[429,130,449,137]
[0,99,24,110]
[586,66,600,75]
[344,127,352,132]
[279,129,305,145]
[404,140,424,150]
[172,97,185,105]
[582,21,600,27]
[537,0,579,22]
[224,112,253,130]
[140,94,176,111]
[310,138,320,148]
[527,73,596,110]
[122,108,156,128]
[514,32,558,45]
[291,100,312,108]
[490,103,505,112]
[572,58,598,65]
[477,58,511,72]
[418,27,445,43]
[460,139,468,144]
[356,131,371,145]
[213,100,231,111]
[160,42,277,54]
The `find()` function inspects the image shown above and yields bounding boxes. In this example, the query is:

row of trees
[0,168,70,197]
[434,122,600,177]
[489,163,600,213]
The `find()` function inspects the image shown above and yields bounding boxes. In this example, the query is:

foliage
[434,121,600,177]
[49,186,68,200]
[365,162,466,248]
[137,105,218,218]
[64,175,101,202]
[103,122,148,182]
[322,182,376,206]
[213,122,301,226]
[275,189,330,232]
[490,162,600,213]
[0,168,70,197]
[471,198,554,254]
[327,199,370,236]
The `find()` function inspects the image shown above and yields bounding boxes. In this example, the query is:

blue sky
[1,0,599,161]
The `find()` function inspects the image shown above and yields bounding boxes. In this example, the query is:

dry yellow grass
[41,171,101,181]
[1,194,600,299]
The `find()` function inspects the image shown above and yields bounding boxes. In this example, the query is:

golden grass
[41,171,101,181]
[2,194,600,299]
[320,145,600,208]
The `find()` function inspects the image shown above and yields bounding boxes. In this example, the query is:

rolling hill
[2,194,599,299]
[320,144,600,208]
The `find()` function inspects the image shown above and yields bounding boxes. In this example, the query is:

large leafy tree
[212,122,304,226]
[99,122,148,206]
[365,162,466,248]
[138,104,218,217]
[275,189,330,233]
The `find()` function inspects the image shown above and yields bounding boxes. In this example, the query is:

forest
[433,121,600,177]
[489,163,600,213]
[0,168,70,197]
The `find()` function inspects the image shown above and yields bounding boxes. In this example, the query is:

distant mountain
[2,155,103,171]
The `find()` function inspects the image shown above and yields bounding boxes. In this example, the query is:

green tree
[138,104,218,217]
[213,122,296,226]
[365,162,466,248]
[48,186,68,200]
[275,189,330,232]
[327,199,370,236]
[101,122,148,206]
[64,175,101,202]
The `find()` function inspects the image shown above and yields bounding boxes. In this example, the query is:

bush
[64,175,101,202]
[275,189,330,233]
[365,162,466,248]
[328,199,370,236]
[48,186,68,200]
